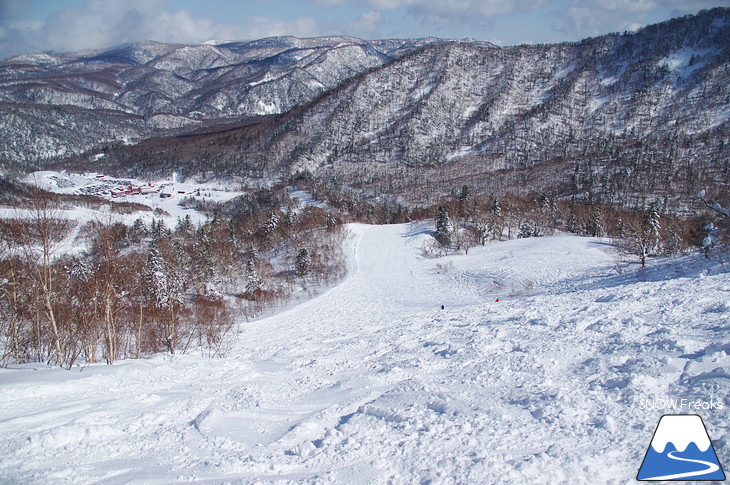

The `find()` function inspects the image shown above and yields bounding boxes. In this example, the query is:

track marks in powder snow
[1,224,728,483]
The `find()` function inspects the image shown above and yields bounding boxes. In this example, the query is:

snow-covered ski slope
[1,223,728,484]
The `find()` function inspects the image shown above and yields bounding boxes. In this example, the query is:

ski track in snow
[1,223,728,484]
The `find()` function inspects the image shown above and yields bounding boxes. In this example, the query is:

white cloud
[363,0,548,20]
[244,16,321,39]
[0,0,33,18]
[0,0,214,55]
[348,10,384,33]
[563,0,723,38]
[0,0,722,59]
[0,0,321,59]
[366,0,407,9]
[308,0,346,6]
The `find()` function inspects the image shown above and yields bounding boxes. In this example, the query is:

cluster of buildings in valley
[86,175,201,200]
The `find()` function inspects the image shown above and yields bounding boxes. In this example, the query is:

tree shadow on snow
[557,247,729,296]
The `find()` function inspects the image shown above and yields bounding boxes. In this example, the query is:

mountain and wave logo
[637,414,726,481]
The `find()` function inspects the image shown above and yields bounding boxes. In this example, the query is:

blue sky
[0,0,726,59]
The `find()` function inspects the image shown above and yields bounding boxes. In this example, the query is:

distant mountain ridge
[3,9,729,213]
[73,8,729,212]
[0,36,458,170]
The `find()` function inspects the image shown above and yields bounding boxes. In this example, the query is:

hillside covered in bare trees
[40,8,730,217]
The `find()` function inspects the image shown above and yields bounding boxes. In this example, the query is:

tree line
[427,185,727,267]
[293,172,727,265]
[0,188,346,368]
[1,177,726,368]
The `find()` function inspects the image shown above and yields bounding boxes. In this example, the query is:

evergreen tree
[244,259,262,296]
[459,185,470,203]
[143,245,170,309]
[692,191,727,259]
[150,219,170,242]
[435,206,453,245]
[66,254,93,284]
[586,206,604,237]
[193,233,216,290]
[488,198,503,241]
[625,205,663,268]
[284,208,297,228]
[143,243,183,309]
[175,215,192,236]
[129,218,148,243]
[643,204,661,254]
[566,200,580,234]
[703,223,720,258]
[142,243,183,353]
[262,212,278,234]
[490,198,502,217]
[518,223,534,238]
[295,248,311,277]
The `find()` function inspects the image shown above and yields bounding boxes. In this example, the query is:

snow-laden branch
[697,190,730,218]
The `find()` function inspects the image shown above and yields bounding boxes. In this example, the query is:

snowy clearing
[1,223,728,484]
[18,170,246,228]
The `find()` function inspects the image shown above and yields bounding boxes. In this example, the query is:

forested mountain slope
[0,36,450,170]
[4,9,729,213]
[83,8,730,212]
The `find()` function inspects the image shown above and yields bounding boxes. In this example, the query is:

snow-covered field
[14,170,246,228]
[1,223,728,484]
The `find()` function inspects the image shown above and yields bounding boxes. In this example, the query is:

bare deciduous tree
[20,191,74,367]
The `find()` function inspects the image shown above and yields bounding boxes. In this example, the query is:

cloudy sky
[0,0,725,59]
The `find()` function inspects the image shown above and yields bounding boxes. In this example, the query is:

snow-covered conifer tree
[518,223,534,238]
[643,204,661,254]
[263,212,278,234]
[623,205,662,267]
[487,198,504,241]
[698,191,729,258]
[459,185,470,203]
[193,233,218,295]
[129,218,148,243]
[435,206,453,246]
[490,198,502,217]
[244,259,262,296]
[586,206,604,237]
[142,243,183,353]
[295,248,311,277]
[175,215,192,235]
[143,245,169,309]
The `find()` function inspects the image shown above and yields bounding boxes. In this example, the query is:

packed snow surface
[1,223,728,484]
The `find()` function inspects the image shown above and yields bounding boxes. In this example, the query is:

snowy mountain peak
[650,415,712,453]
